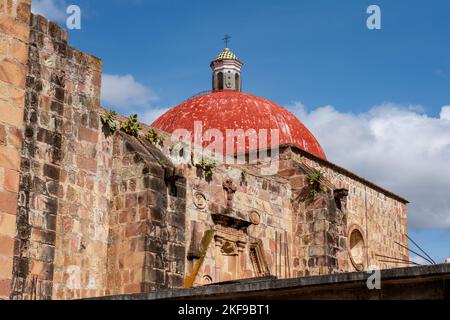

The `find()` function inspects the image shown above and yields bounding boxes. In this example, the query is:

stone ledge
[92,264,450,300]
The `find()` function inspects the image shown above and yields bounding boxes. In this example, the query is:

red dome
[152,91,326,160]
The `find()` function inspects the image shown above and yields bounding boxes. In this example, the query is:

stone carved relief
[222,179,237,209]
[208,194,270,281]
[220,241,238,256]
[202,275,213,285]
[193,191,207,209]
[249,211,261,225]
[214,225,247,254]
[213,228,247,281]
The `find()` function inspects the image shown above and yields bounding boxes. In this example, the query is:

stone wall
[283,146,408,273]
[106,132,186,295]
[176,145,408,283]
[278,156,348,277]
[10,12,107,300]
[50,25,107,299]
[2,10,188,299]
[180,162,293,285]
[0,0,31,300]
[9,11,188,299]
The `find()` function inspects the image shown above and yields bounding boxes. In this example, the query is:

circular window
[348,227,365,271]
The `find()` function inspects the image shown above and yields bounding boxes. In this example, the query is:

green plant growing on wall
[196,158,217,178]
[158,159,166,168]
[307,171,327,197]
[145,128,165,146]
[121,114,141,137]
[100,110,118,134]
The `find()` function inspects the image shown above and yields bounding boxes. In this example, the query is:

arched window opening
[217,72,223,90]
[235,73,240,91]
[349,228,365,271]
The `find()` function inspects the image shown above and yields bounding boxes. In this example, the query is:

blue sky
[32,0,450,264]
[64,0,450,115]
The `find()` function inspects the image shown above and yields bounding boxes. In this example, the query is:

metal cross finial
[223,34,231,48]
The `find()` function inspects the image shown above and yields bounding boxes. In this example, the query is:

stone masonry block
[0,212,16,237]
[78,127,98,144]
[9,38,28,64]
[0,279,12,298]
[0,234,14,256]
[0,101,24,128]
[0,255,13,279]
[3,168,19,193]
[0,190,18,215]
[0,16,29,43]
[0,58,27,87]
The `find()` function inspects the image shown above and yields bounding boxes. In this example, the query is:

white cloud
[288,102,450,230]
[101,74,159,109]
[441,106,450,121]
[31,0,66,23]
[139,108,170,125]
[101,74,166,124]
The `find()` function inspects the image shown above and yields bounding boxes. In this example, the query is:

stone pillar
[278,150,348,277]
[0,0,31,300]
[11,12,106,299]
[296,193,348,276]
[107,133,186,295]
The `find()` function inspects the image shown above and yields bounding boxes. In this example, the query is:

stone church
[0,0,408,300]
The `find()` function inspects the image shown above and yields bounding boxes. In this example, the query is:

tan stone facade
[0,2,408,300]
[0,0,31,300]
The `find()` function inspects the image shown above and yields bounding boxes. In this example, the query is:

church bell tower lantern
[211,35,243,92]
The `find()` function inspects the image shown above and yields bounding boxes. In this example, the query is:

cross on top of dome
[214,34,239,61]
[223,34,231,47]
